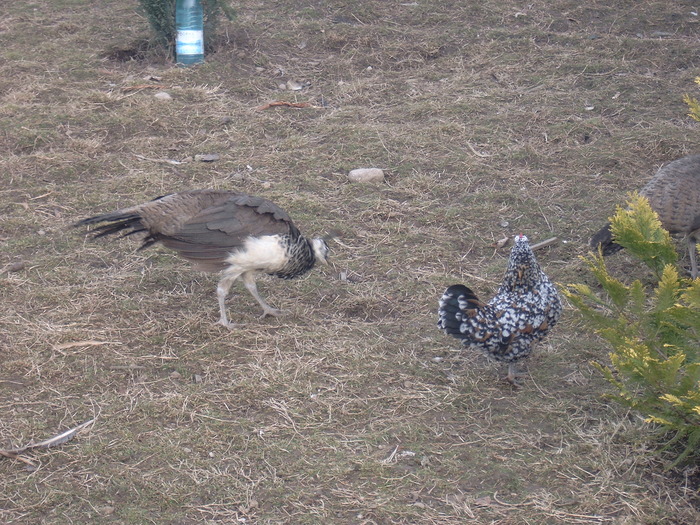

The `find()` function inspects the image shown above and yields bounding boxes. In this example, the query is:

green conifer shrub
[565,194,700,467]
[683,76,700,122]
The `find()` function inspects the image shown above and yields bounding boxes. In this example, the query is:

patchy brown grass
[1,0,699,523]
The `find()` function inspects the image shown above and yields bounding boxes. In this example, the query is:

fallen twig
[121,84,166,92]
[465,142,492,158]
[492,491,535,507]
[0,450,37,466]
[54,341,122,351]
[133,153,184,165]
[491,236,510,249]
[531,236,559,251]
[256,101,314,110]
[381,444,400,464]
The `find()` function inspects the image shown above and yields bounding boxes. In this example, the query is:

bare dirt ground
[1,0,699,523]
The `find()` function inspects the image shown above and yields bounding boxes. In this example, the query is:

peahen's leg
[242,272,283,318]
[688,236,698,279]
[216,270,243,328]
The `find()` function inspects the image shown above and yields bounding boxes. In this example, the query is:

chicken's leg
[506,363,523,386]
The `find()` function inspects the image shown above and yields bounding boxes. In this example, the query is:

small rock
[98,506,115,516]
[474,495,493,507]
[286,79,305,91]
[154,91,172,101]
[170,371,182,380]
[7,261,25,272]
[194,153,220,162]
[348,168,385,183]
[193,374,203,384]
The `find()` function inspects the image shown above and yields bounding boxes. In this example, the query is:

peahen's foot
[217,317,240,330]
[260,306,284,318]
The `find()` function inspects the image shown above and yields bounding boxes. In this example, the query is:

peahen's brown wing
[137,190,295,271]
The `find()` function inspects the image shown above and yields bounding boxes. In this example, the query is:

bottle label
[177,29,203,55]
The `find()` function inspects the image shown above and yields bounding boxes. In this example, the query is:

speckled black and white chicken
[437,234,562,384]
[74,189,329,328]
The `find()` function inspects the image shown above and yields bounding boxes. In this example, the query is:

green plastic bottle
[176,0,204,65]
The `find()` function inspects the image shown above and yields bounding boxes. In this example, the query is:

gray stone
[348,168,385,183]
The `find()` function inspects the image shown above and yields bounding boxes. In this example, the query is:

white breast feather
[225,235,287,272]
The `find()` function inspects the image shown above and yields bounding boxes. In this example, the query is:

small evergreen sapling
[565,194,700,466]
[683,76,700,122]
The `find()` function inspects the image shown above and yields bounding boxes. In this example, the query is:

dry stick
[256,101,314,111]
[465,142,492,157]
[132,153,183,165]
[546,510,609,521]
[0,450,36,466]
[382,444,400,463]
[492,491,536,507]
[531,236,559,251]
[331,237,358,250]
[121,84,166,92]
[491,236,510,250]
[54,341,122,351]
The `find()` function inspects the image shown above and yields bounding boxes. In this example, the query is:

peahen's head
[311,238,330,265]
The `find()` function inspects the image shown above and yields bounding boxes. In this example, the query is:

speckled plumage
[590,154,700,278]
[437,235,562,383]
[74,189,329,327]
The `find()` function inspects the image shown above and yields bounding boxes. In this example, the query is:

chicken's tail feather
[438,284,482,337]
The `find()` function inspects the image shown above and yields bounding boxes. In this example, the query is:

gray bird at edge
[590,154,700,279]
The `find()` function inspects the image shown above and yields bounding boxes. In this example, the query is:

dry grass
[1,0,699,523]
